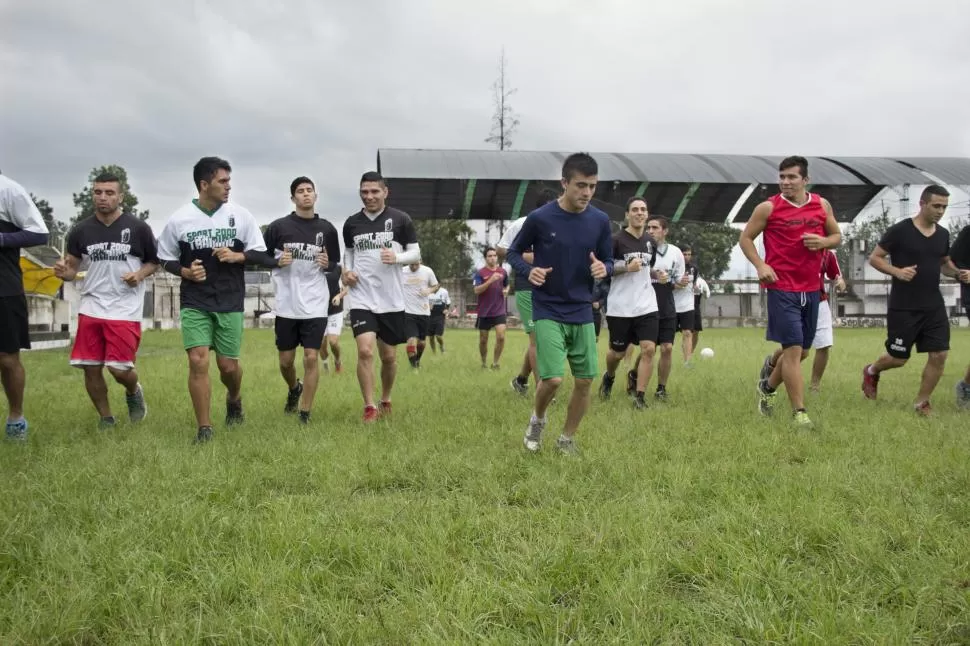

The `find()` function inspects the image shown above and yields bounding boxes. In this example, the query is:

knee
[543,377,563,388]
[573,378,592,392]
[215,356,238,375]
[660,343,673,355]
[640,343,656,358]
[279,355,295,370]
[187,349,209,373]
[928,351,948,366]
[106,366,129,381]
[380,350,397,365]
[0,352,20,371]
[303,350,319,367]
[357,344,375,362]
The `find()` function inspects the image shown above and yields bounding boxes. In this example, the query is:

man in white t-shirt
[54,172,158,429]
[341,171,421,422]
[0,172,49,441]
[401,260,439,368]
[428,286,451,353]
[156,156,275,444]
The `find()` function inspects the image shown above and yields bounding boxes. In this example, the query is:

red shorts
[69,314,142,369]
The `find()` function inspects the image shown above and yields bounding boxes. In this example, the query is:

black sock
[657,384,666,392]
[299,411,310,423]
[636,390,645,398]
[795,408,806,413]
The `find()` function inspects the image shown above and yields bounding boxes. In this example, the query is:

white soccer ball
[700,347,714,359]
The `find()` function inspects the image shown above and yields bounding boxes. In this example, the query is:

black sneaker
[98,416,116,431]
[510,375,528,396]
[654,387,668,403]
[626,370,636,396]
[599,372,615,400]
[284,381,303,414]
[759,355,774,382]
[634,392,647,410]
[194,425,213,444]
[298,411,311,425]
[226,398,245,426]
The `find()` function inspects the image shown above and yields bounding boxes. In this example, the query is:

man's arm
[950,226,970,269]
[0,188,49,248]
[53,254,82,281]
[506,215,538,278]
[324,223,341,270]
[472,272,493,295]
[820,199,843,248]
[868,244,903,279]
[596,219,614,277]
[739,201,775,282]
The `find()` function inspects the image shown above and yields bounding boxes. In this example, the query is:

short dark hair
[647,214,669,230]
[682,244,693,253]
[483,246,497,257]
[193,156,231,190]
[360,171,386,186]
[920,184,950,202]
[561,152,598,181]
[626,196,648,211]
[93,172,122,188]
[779,155,808,178]
[290,176,315,197]
[536,188,559,208]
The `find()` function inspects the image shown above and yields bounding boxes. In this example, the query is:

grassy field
[2,326,969,644]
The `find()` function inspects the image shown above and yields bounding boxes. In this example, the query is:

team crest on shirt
[315,232,324,246]
[229,214,236,228]
[120,228,131,244]
[384,218,393,233]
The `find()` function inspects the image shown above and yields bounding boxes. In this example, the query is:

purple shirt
[473,266,508,317]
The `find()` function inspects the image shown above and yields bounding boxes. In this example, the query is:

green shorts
[535,319,598,380]
[515,290,535,335]
[180,308,244,358]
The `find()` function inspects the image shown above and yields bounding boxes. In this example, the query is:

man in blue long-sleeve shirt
[507,153,613,454]
[0,172,50,441]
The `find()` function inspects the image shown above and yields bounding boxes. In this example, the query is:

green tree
[837,204,893,273]
[666,221,738,280]
[414,219,475,279]
[72,165,149,224]
[30,193,68,250]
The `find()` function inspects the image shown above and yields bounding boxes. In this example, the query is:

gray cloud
[2,0,968,238]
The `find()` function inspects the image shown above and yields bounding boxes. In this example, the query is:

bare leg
[870,353,907,375]
[768,346,809,411]
[187,347,211,427]
[378,339,397,402]
[300,348,320,412]
[278,350,298,390]
[562,378,592,439]
[328,336,341,368]
[216,356,242,402]
[681,330,694,364]
[692,330,701,353]
[493,325,507,366]
[479,330,489,367]
[916,351,948,404]
[657,343,673,387]
[605,349,624,376]
[534,377,561,420]
[82,366,112,418]
[810,347,830,391]
[637,342,656,393]
[106,366,139,394]
[0,352,26,419]
[355,332,377,407]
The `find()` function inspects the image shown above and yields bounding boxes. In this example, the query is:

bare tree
[484,48,520,241]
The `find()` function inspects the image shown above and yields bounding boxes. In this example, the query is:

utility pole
[486,47,520,239]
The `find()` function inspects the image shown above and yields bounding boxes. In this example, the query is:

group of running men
[0,153,968,446]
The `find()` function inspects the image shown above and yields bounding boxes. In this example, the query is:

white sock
[867,365,877,376]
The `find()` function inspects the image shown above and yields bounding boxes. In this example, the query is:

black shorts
[274,316,326,352]
[675,311,695,333]
[404,313,431,341]
[693,310,703,332]
[885,307,949,360]
[655,315,676,345]
[429,315,446,336]
[349,309,406,346]
[0,294,30,354]
[476,314,507,331]
[607,314,659,353]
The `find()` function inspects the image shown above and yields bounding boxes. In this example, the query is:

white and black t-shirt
[607,229,657,318]
[0,175,49,297]
[651,243,685,319]
[67,213,158,322]
[157,200,266,313]
[430,287,450,317]
[674,261,698,313]
[262,212,340,320]
[498,216,532,292]
[402,265,438,316]
[342,207,418,313]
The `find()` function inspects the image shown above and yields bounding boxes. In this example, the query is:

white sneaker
[523,414,546,452]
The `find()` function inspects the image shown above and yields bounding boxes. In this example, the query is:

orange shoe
[362,405,379,423]
[379,400,392,416]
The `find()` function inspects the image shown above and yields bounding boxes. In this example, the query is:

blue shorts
[766,290,820,349]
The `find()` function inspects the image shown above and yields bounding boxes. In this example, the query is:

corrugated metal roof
[378,149,960,186]
[893,157,970,186]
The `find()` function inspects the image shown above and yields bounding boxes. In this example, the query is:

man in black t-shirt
[861,185,970,415]
[949,223,970,408]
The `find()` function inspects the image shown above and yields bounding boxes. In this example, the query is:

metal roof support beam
[672,183,700,222]
[726,184,758,224]
[634,182,649,197]
[461,179,477,218]
[510,180,530,220]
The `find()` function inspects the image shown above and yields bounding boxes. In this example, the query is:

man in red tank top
[739,156,841,429]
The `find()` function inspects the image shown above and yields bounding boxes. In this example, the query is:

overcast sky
[3,0,968,242]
